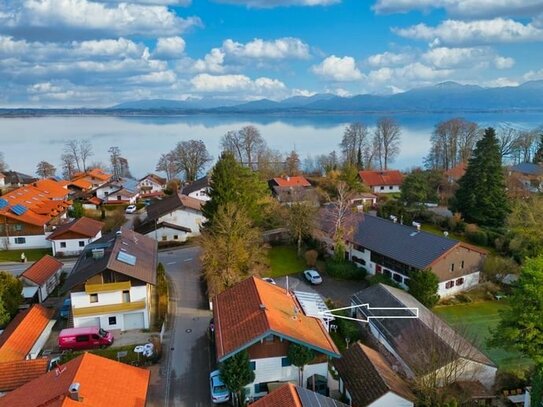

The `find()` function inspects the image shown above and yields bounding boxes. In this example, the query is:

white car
[125,205,137,214]
[209,370,230,404]
[263,277,276,285]
[304,269,323,285]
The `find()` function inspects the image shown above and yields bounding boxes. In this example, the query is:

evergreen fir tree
[451,127,509,227]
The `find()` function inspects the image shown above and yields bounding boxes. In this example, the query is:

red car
[58,327,114,351]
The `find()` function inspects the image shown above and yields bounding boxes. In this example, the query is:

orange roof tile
[86,197,102,206]
[73,168,112,183]
[33,179,69,198]
[0,353,150,407]
[69,179,93,190]
[0,358,49,392]
[21,255,63,286]
[47,217,104,241]
[0,305,55,362]
[272,176,311,187]
[251,383,302,407]
[213,277,339,361]
[359,170,403,187]
[444,162,467,180]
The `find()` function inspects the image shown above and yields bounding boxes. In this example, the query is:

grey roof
[181,176,209,195]
[351,284,494,375]
[510,162,543,176]
[136,221,191,236]
[351,215,458,269]
[295,386,349,407]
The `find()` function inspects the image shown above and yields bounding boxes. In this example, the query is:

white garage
[123,312,145,330]
[76,317,101,328]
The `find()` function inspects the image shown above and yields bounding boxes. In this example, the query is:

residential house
[213,277,340,399]
[268,176,319,206]
[20,255,64,303]
[321,214,486,297]
[508,162,543,193]
[62,227,157,331]
[71,168,112,189]
[0,179,71,249]
[64,178,93,196]
[250,383,349,407]
[181,175,211,202]
[0,352,150,407]
[359,170,403,194]
[47,216,104,257]
[0,305,55,393]
[136,193,204,242]
[0,171,37,189]
[351,284,497,389]
[95,178,139,204]
[444,163,467,185]
[334,342,415,407]
[138,174,166,198]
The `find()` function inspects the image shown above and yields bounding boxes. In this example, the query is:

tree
[0,271,23,326]
[64,139,81,172]
[451,127,509,227]
[70,201,85,218]
[79,139,93,172]
[341,122,369,167]
[63,139,93,172]
[202,152,268,227]
[219,350,255,407]
[35,161,56,178]
[373,117,401,170]
[108,146,130,179]
[284,150,301,176]
[200,203,265,297]
[408,269,439,308]
[401,169,441,206]
[156,152,178,181]
[221,126,266,169]
[286,202,316,256]
[489,256,543,366]
[287,343,314,386]
[60,153,77,179]
[0,152,8,173]
[171,139,212,182]
[507,196,543,260]
[533,133,543,164]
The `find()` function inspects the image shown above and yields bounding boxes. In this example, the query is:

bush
[305,250,318,268]
[466,229,488,246]
[367,274,402,289]
[325,259,366,280]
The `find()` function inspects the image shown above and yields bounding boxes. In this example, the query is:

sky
[1,0,543,107]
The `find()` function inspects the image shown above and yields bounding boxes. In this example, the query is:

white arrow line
[319,303,419,323]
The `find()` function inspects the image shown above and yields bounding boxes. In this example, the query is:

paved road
[0,259,77,277]
[158,246,214,407]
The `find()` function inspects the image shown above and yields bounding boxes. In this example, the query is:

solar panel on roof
[10,204,28,216]
[0,198,7,209]
[117,251,136,266]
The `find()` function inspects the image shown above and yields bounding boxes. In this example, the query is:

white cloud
[394,18,543,46]
[366,51,413,67]
[326,87,352,97]
[422,47,499,69]
[484,77,519,87]
[374,0,543,18]
[131,70,177,84]
[312,55,363,81]
[190,73,286,94]
[214,0,340,8]
[96,0,191,5]
[154,36,186,59]
[365,62,454,92]
[191,48,226,73]
[222,37,310,59]
[494,56,515,69]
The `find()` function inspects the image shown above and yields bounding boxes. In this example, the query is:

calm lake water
[0,112,541,178]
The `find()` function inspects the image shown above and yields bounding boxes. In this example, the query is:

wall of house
[187,188,210,202]
[431,246,485,282]
[348,246,409,287]
[95,184,120,200]
[369,392,414,407]
[28,320,55,359]
[158,208,204,237]
[51,232,101,257]
[427,358,497,389]
[104,191,137,204]
[372,185,401,194]
[138,179,163,194]
[2,234,50,249]
[143,226,190,243]
[438,271,480,297]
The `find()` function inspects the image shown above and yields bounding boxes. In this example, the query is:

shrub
[466,229,488,246]
[325,259,366,280]
[367,274,402,289]
[305,250,318,268]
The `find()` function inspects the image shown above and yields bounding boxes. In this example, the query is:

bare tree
[496,125,519,161]
[0,152,8,173]
[221,126,266,169]
[171,139,212,182]
[284,150,301,176]
[108,146,122,179]
[221,130,244,162]
[373,117,401,170]
[286,202,316,256]
[257,148,284,180]
[341,122,369,167]
[156,152,178,181]
[64,140,81,172]
[511,130,538,164]
[36,161,56,178]
[79,139,93,172]
[60,153,76,179]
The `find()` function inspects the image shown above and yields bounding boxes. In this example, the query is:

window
[122,290,130,303]
[60,242,67,248]
[389,186,393,190]
[76,335,89,343]
[461,260,465,269]
[384,269,392,278]
[173,235,179,240]
[90,293,98,303]
[92,334,100,340]
[108,316,117,325]
[264,334,274,343]
[392,273,403,283]
[445,281,454,289]
[79,241,85,247]
[14,237,26,244]
[450,263,455,272]
[456,278,464,286]
[249,361,256,370]
[281,357,291,367]
[162,235,167,241]
[352,256,366,266]
[254,383,267,394]
[14,224,23,231]
[117,195,121,200]
[380,186,384,190]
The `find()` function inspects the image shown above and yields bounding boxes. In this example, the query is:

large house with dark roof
[325,214,486,297]
[63,227,157,331]
[334,342,415,407]
[213,277,340,399]
[359,170,403,194]
[181,175,211,202]
[136,193,204,242]
[20,255,64,303]
[47,216,104,257]
[508,162,543,193]
[351,284,497,389]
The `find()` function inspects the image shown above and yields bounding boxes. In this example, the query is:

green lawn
[434,301,532,371]
[0,248,52,263]
[265,245,307,278]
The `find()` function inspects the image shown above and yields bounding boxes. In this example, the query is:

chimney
[69,383,80,402]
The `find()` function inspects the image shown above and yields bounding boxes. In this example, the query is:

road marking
[166,262,176,265]
[183,258,193,262]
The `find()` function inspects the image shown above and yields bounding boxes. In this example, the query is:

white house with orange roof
[213,277,340,399]
[71,168,112,188]
[20,255,64,303]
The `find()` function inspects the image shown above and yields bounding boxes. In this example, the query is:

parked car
[304,269,323,285]
[125,204,137,214]
[59,298,71,319]
[209,370,230,404]
[58,327,114,351]
[263,277,276,285]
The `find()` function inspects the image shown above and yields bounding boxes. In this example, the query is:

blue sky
[1,0,543,107]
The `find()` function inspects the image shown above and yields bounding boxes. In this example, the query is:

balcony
[85,281,131,294]
[72,300,146,317]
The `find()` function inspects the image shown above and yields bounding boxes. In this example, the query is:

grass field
[265,245,307,278]
[0,248,52,263]
[435,301,532,371]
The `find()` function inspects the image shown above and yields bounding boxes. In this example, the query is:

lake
[0,112,541,178]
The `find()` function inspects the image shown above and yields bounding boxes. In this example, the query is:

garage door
[77,317,100,328]
[123,312,145,330]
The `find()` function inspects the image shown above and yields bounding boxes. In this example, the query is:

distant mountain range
[109,81,543,113]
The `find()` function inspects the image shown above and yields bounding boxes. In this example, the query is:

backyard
[265,245,307,278]
[434,300,532,371]
[0,248,52,263]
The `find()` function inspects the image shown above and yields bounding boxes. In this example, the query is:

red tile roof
[0,353,150,407]
[72,168,112,183]
[444,162,467,180]
[69,179,93,190]
[359,170,403,187]
[272,176,311,188]
[251,383,302,407]
[20,255,63,286]
[0,305,55,362]
[47,217,104,241]
[0,358,49,392]
[213,277,339,361]
[86,197,102,206]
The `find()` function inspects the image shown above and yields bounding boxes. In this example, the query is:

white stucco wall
[369,392,414,407]
[157,208,204,237]
[143,226,190,242]
[438,272,480,297]
[4,234,50,249]
[51,232,102,257]
[138,179,163,194]
[187,187,211,202]
[372,185,401,194]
